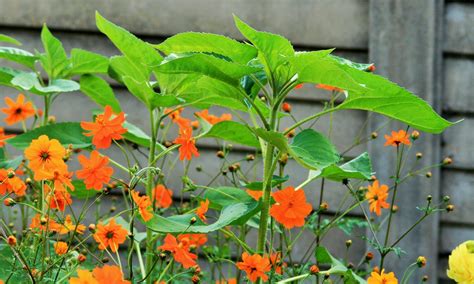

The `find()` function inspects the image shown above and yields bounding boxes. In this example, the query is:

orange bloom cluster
[367,269,398,284]
[54,241,68,255]
[131,190,153,221]
[1,94,35,125]
[384,130,411,147]
[76,150,113,191]
[166,107,192,129]
[236,252,271,282]
[195,109,232,125]
[174,126,199,161]
[69,265,130,284]
[0,127,15,147]
[178,233,208,248]
[196,199,209,222]
[366,180,390,216]
[81,105,127,149]
[270,186,312,229]
[216,279,237,284]
[24,135,68,181]
[93,218,128,252]
[59,215,86,235]
[159,233,198,269]
[30,214,61,233]
[0,168,26,196]
[153,184,173,208]
[45,184,72,212]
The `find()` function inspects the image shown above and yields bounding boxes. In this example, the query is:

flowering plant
[0,13,463,283]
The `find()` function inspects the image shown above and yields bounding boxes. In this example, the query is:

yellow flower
[447,240,474,283]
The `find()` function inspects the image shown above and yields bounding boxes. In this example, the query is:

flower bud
[190,217,197,225]
[191,275,200,283]
[411,130,420,140]
[102,257,109,263]
[365,252,374,261]
[78,254,86,263]
[391,205,399,213]
[372,266,380,273]
[345,240,352,248]
[443,195,450,202]
[309,265,320,275]
[446,204,454,212]
[7,235,16,246]
[3,198,15,207]
[425,171,432,178]
[417,256,427,267]
[286,129,296,138]
[195,165,202,172]
[282,102,292,113]
[7,170,15,178]
[368,65,376,72]
[40,217,47,225]
[416,152,423,159]
[371,132,378,139]
[163,141,173,148]
[88,224,96,232]
[422,275,429,282]
[191,120,199,130]
[320,202,329,211]
[48,116,56,124]
[426,195,432,202]
[443,157,453,165]
[159,253,167,259]
[246,154,255,161]
[279,153,289,166]
[216,151,225,159]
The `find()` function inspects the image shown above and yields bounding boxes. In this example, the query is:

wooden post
[368,0,443,282]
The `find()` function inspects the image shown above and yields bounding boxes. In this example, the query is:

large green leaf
[7,122,91,149]
[253,128,289,153]
[155,32,257,65]
[95,12,161,75]
[79,74,121,112]
[244,175,289,190]
[145,203,253,233]
[0,47,37,69]
[11,72,80,95]
[290,129,340,170]
[202,186,255,209]
[335,63,454,133]
[122,76,182,108]
[233,15,294,86]
[309,152,373,182]
[69,48,109,75]
[203,121,260,148]
[0,34,21,45]
[0,67,21,88]
[155,53,261,87]
[39,24,68,78]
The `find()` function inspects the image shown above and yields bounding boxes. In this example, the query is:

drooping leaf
[0,47,37,69]
[0,34,21,45]
[145,203,254,233]
[329,54,375,72]
[69,48,109,75]
[202,121,260,148]
[122,76,182,108]
[290,129,340,170]
[252,128,289,153]
[309,152,373,181]
[7,122,91,149]
[122,121,166,151]
[202,186,255,209]
[68,180,99,199]
[0,67,21,88]
[79,74,121,112]
[39,24,69,78]
[11,72,79,95]
[155,32,257,65]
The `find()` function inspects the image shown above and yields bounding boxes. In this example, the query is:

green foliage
[202,186,255,209]
[69,180,100,199]
[7,122,91,149]
[69,48,109,75]
[11,72,79,95]
[40,24,69,79]
[0,34,22,45]
[0,155,23,170]
[309,152,373,181]
[315,246,367,283]
[122,121,166,151]
[203,121,260,147]
[0,47,38,69]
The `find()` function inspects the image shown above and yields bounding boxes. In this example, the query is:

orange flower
[69,269,99,284]
[45,184,72,212]
[366,180,390,216]
[131,190,153,221]
[0,127,15,147]
[315,84,343,92]
[49,169,75,192]
[159,233,198,269]
[236,252,271,283]
[178,234,208,248]
[0,169,27,196]
[195,109,232,125]
[196,199,209,222]
[173,126,199,161]
[165,107,191,129]
[93,218,128,252]
[294,83,304,89]
[269,252,286,275]
[384,130,411,147]
[153,184,173,208]
[30,214,61,233]
[59,215,86,235]
[92,265,130,284]
[54,241,68,255]
[24,135,67,181]
[367,269,398,284]
[246,189,264,201]
[1,94,35,125]
[76,151,113,191]
[270,186,312,229]
[81,105,127,149]
[216,279,237,284]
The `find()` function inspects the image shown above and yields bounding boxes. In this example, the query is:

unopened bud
[246,154,255,161]
[7,171,15,178]
[365,252,374,261]
[417,256,427,268]
[216,151,225,159]
[102,257,109,263]
[191,275,200,283]
[309,265,320,275]
[78,254,86,263]
[88,224,96,232]
[443,157,453,165]
[371,132,378,139]
[190,217,197,225]
[282,102,292,113]
[320,202,329,211]
[345,240,352,247]
[425,171,432,178]
[422,275,429,282]
[3,198,15,207]
[279,154,288,166]
[411,130,420,140]
[7,235,16,246]
[446,204,454,212]
[40,217,47,225]
[416,152,423,159]
[426,195,432,202]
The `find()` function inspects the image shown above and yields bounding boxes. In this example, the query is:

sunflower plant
[0,12,463,284]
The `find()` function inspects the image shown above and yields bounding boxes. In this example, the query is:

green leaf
[69,48,109,75]
[0,47,37,69]
[0,156,23,170]
[95,12,161,75]
[155,53,261,87]
[253,128,289,153]
[233,15,294,86]
[290,129,340,170]
[315,246,366,283]
[330,54,375,72]
[203,186,255,209]
[155,32,257,65]
[0,34,22,45]
[290,51,365,93]
[122,121,166,151]
[79,74,121,112]
[203,121,260,148]
[7,122,91,149]
[40,24,68,78]
[335,63,454,133]
[122,76,182,108]
[309,152,373,181]
[243,175,289,190]
[68,180,99,199]
[0,67,21,88]
[11,72,79,95]
[145,203,253,233]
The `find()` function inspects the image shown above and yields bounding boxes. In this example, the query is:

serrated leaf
[7,122,91,149]
[79,74,121,112]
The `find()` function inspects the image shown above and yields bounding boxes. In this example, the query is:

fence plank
[444,3,474,55]
[442,115,472,168]
[443,57,474,114]
[441,169,474,225]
